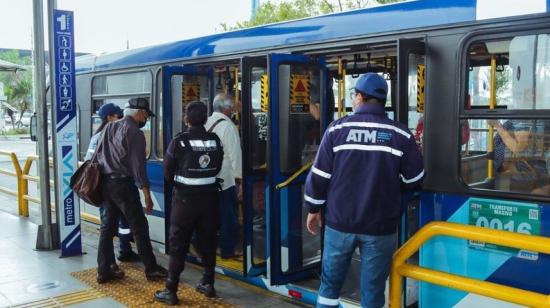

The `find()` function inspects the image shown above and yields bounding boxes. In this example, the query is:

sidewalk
[0,211,306,307]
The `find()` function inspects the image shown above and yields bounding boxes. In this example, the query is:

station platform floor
[0,211,306,308]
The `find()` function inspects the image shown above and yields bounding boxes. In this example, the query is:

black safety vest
[171,130,223,193]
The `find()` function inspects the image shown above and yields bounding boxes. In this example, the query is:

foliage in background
[221,0,404,31]
[0,50,33,128]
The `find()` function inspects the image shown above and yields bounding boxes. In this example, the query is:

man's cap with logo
[186,101,208,124]
[354,73,388,100]
[126,97,155,117]
[98,102,123,119]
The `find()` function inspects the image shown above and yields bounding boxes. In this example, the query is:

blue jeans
[99,206,133,255]
[218,186,240,257]
[317,226,396,308]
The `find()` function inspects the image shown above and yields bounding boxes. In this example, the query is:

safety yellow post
[337,58,343,118]
[487,55,497,179]
[342,66,346,117]
[21,155,38,217]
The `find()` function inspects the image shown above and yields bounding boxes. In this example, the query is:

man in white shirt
[205,93,243,258]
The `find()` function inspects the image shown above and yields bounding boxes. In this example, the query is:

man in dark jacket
[304,73,424,308]
[154,101,224,305]
[95,97,167,283]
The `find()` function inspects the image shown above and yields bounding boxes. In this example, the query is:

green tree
[221,0,404,30]
[0,50,33,128]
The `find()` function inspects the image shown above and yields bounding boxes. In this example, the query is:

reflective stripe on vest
[174,175,216,186]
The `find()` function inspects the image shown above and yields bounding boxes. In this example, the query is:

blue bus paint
[75,0,477,74]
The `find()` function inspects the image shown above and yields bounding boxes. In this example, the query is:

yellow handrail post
[389,221,550,307]
[0,150,24,216]
[337,57,343,119]
[10,152,24,216]
[21,155,38,218]
[487,55,497,179]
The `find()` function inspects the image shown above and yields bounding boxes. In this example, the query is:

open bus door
[240,56,270,276]
[266,53,329,285]
[161,65,213,253]
[396,38,426,306]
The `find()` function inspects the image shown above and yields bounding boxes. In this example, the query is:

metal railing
[389,221,550,308]
[0,150,99,224]
[0,150,24,215]
[20,155,54,216]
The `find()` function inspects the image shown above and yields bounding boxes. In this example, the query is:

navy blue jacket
[304,103,424,235]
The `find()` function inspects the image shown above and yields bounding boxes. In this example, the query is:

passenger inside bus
[490,119,550,194]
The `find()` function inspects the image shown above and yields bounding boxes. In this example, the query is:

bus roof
[76,0,548,73]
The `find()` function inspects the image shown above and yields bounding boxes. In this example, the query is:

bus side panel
[146,161,166,246]
[418,192,550,307]
[76,74,101,221]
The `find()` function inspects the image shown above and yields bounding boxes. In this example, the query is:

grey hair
[212,93,234,113]
[123,108,140,117]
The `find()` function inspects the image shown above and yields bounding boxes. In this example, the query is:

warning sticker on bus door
[183,83,200,105]
[289,74,310,113]
[468,198,541,260]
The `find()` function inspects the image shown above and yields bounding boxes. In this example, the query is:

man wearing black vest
[155,101,224,305]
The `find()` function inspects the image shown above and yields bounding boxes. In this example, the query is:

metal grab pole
[47,0,61,248]
[32,0,55,250]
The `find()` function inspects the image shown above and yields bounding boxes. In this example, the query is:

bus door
[397,38,426,242]
[397,38,426,306]
[161,65,213,252]
[241,57,269,276]
[267,53,329,285]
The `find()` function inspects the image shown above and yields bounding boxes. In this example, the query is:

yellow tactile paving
[70,264,235,307]
[10,288,104,307]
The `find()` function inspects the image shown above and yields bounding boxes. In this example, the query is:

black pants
[167,189,219,291]
[98,178,157,274]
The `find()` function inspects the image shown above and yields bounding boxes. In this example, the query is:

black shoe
[110,263,121,272]
[117,250,140,262]
[146,265,168,281]
[195,282,216,298]
[97,269,125,284]
[154,289,179,305]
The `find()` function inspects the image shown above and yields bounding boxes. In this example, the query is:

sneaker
[154,289,179,305]
[117,250,140,262]
[195,282,216,298]
[97,269,125,284]
[146,265,168,281]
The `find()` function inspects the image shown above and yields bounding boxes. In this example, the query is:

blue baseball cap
[354,73,388,100]
[98,102,123,119]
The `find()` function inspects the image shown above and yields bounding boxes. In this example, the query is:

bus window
[278,65,322,173]
[91,71,153,157]
[461,33,550,195]
[250,67,267,170]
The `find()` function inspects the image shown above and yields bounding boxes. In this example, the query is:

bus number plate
[468,198,541,260]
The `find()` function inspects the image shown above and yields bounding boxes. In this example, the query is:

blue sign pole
[53,10,81,257]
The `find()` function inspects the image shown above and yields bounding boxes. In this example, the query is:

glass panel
[467,34,550,110]
[251,180,266,263]
[169,74,210,136]
[300,189,321,267]
[251,67,268,170]
[92,97,151,157]
[460,119,550,195]
[157,73,163,158]
[92,71,152,96]
[278,65,322,173]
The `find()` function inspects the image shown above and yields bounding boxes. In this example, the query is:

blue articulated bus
[75,0,550,306]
